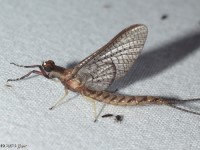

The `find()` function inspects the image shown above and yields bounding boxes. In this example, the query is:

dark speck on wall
[161,14,168,20]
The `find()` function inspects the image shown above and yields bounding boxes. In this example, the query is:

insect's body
[7,24,200,116]
[47,66,82,92]
[33,60,167,106]
[82,88,166,106]
[65,78,82,92]
[52,68,167,106]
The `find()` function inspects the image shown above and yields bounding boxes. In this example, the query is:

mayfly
[7,24,200,117]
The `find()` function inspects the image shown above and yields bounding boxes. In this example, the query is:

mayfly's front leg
[49,88,68,110]
[7,62,49,82]
[7,70,43,82]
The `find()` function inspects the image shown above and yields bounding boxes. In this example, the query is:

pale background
[0,0,200,150]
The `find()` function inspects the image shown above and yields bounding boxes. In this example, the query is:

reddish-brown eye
[42,60,55,72]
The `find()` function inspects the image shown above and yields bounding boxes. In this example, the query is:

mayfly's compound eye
[42,60,55,72]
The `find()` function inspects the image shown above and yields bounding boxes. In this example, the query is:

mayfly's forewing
[75,24,148,91]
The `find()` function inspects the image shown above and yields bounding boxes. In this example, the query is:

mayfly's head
[41,60,66,81]
[42,60,55,72]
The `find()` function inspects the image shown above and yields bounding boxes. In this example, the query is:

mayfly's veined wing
[75,24,148,91]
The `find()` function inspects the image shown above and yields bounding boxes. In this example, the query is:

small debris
[102,114,124,123]
[161,14,168,20]
[102,114,114,118]
[115,115,124,123]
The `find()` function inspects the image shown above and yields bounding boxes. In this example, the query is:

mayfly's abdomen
[82,88,167,106]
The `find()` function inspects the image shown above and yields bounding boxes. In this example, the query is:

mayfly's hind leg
[82,89,117,122]
[49,88,68,110]
[94,104,106,122]
[82,95,106,122]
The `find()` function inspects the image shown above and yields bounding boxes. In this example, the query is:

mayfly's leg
[82,95,98,122]
[82,96,107,122]
[93,89,118,122]
[80,88,106,122]
[7,63,49,82]
[10,63,40,68]
[93,101,97,122]
[7,70,43,82]
[49,88,68,110]
[94,104,106,122]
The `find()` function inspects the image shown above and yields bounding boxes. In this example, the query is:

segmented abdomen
[82,88,167,106]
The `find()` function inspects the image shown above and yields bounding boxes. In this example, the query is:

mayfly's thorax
[65,78,83,92]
